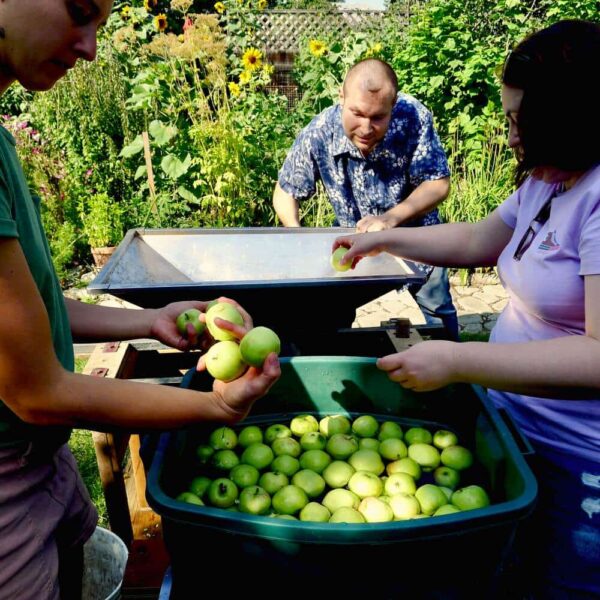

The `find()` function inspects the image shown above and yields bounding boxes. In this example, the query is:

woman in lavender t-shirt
[335,19,600,599]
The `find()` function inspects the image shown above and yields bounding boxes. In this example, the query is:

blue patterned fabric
[278,93,450,228]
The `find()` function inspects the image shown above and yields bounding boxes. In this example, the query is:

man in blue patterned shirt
[273,58,459,339]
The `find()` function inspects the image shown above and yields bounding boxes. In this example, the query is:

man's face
[340,82,395,155]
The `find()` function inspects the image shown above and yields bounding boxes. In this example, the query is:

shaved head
[343,58,398,103]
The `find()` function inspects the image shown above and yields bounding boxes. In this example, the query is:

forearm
[452,337,600,398]
[385,178,450,226]
[273,183,301,227]
[66,298,158,342]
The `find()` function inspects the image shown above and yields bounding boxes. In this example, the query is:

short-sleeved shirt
[0,126,73,448]
[489,165,600,462]
[278,93,450,228]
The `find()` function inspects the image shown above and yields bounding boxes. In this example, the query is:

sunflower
[258,0,267,9]
[214,2,226,13]
[242,47,262,71]
[238,70,252,85]
[144,0,158,11]
[154,13,168,31]
[228,82,241,97]
[308,39,328,57]
[120,5,131,19]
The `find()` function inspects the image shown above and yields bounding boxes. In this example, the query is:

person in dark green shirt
[0,2,280,598]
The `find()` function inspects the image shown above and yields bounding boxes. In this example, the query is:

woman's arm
[336,209,514,269]
[0,238,279,430]
[377,275,600,398]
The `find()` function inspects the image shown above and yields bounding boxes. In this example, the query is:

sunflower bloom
[228,82,241,97]
[144,0,158,11]
[154,14,168,31]
[121,6,131,18]
[239,70,252,85]
[214,2,226,13]
[308,39,328,57]
[242,47,262,71]
[258,0,267,9]
[262,63,274,76]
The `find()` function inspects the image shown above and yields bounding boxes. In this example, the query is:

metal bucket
[81,527,129,600]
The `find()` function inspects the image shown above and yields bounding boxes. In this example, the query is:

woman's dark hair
[502,19,600,185]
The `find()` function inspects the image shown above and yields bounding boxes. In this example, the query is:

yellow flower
[258,0,267,9]
[228,82,241,97]
[178,34,185,42]
[371,43,383,54]
[242,47,262,71]
[308,39,328,57]
[154,13,168,31]
[121,6,131,18]
[239,70,252,85]
[144,0,158,11]
[214,2,225,13]
[262,63,274,76]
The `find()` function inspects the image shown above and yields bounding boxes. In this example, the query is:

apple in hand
[176,308,205,338]
[330,246,352,272]
[204,340,247,382]
[205,302,244,341]
[240,326,281,367]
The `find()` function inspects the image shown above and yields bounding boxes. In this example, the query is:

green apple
[264,423,292,444]
[348,449,384,475]
[290,414,319,436]
[352,415,379,438]
[299,450,331,474]
[433,466,460,490]
[272,437,302,458]
[239,485,271,515]
[270,455,300,477]
[329,507,365,523]
[389,492,421,520]
[415,484,448,515]
[441,445,474,471]
[176,308,205,338]
[404,427,433,445]
[319,415,351,437]
[322,460,355,488]
[300,502,331,523]
[358,438,380,452]
[330,246,352,272]
[176,491,204,505]
[438,486,453,502]
[272,485,309,515]
[241,442,274,470]
[238,425,263,448]
[207,478,238,508]
[358,497,394,523]
[300,431,327,451]
[322,488,360,513]
[384,472,417,496]
[378,421,404,441]
[209,426,237,450]
[326,433,359,460]
[408,443,441,472]
[378,438,408,461]
[204,340,247,382]
[189,475,211,499]
[274,514,298,520]
[239,326,281,367]
[205,302,244,341]
[195,444,214,465]
[292,469,326,499]
[259,471,289,495]
[451,485,490,511]
[229,464,260,489]
[433,429,459,450]
[210,449,239,471]
[348,471,384,499]
[386,457,421,480]
[433,504,461,516]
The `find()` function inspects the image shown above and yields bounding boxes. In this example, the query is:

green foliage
[80,192,124,248]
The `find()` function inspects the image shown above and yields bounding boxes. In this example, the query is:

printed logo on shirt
[538,230,560,251]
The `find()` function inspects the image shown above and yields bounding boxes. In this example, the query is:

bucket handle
[497,408,535,458]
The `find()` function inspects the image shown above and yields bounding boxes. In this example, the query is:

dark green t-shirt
[0,126,73,447]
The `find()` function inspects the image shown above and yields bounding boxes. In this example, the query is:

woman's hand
[332,231,387,269]
[376,340,460,392]
[149,297,254,351]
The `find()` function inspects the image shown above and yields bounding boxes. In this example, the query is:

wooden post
[142,131,159,219]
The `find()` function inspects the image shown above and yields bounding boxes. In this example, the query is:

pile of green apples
[176,301,281,382]
[175,414,492,523]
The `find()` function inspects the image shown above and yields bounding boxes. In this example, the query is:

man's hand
[356,213,398,233]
